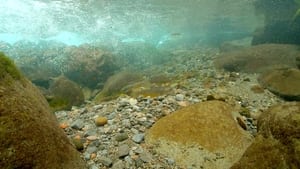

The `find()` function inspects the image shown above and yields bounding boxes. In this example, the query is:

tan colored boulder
[231,102,300,169]
[258,68,300,101]
[214,44,299,73]
[145,101,252,169]
[0,52,86,169]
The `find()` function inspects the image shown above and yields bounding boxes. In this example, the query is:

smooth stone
[86,135,98,141]
[86,146,97,153]
[118,144,130,158]
[99,157,113,167]
[175,94,184,101]
[132,133,145,143]
[95,116,108,126]
[84,153,90,160]
[72,138,84,151]
[115,133,129,142]
[90,164,99,169]
[84,130,97,137]
[71,119,85,130]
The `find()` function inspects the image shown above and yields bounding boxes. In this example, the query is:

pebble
[95,116,108,126]
[118,144,130,158]
[115,133,129,142]
[71,119,84,130]
[132,133,145,143]
[175,94,184,101]
[72,138,84,151]
[99,156,113,167]
[86,135,98,141]
[140,151,152,163]
[112,160,125,169]
[86,146,98,153]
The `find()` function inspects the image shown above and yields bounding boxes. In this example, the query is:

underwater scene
[1,0,300,168]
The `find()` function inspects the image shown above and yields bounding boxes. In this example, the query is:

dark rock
[258,68,300,101]
[118,144,130,158]
[231,102,300,169]
[0,53,86,169]
[214,44,299,73]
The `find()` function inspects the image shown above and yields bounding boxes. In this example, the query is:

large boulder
[214,44,299,73]
[258,68,300,101]
[145,101,252,169]
[0,52,86,169]
[231,102,300,169]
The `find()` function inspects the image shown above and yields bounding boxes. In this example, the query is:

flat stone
[86,135,98,141]
[132,133,145,143]
[115,133,129,142]
[99,157,113,167]
[118,144,130,158]
[112,160,124,169]
[71,119,85,130]
[140,152,152,163]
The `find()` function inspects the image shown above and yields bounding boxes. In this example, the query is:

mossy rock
[232,102,300,169]
[93,71,143,102]
[0,52,21,80]
[0,55,86,168]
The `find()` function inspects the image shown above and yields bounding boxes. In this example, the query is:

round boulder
[145,101,252,169]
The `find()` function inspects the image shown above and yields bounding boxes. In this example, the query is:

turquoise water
[0,0,262,47]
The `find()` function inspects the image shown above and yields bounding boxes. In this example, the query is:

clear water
[0,0,263,47]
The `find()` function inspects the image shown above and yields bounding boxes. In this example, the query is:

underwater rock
[47,75,84,111]
[231,102,300,169]
[0,52,86,169]
[258,68,300,101]
[145,100,252,169]
[5,43,119,89]
[93,71,143,102]
[214,44,299,73]
[95,116,108,126]
[253,0,300,45]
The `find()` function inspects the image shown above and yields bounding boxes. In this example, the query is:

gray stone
[84,129,97,137]
[122,119,131,128]
[115,133,129,142]
[140,152,152,163]
[166,158,175,165]
[84,153,90,160]
[71,119,85,130]
[112,160,125,169]
[90,164,99,169]
[132,133,144,143]
[175,94,184,101]
[99,157,113,167]
[118,144,130,158]
[86,146,98,154]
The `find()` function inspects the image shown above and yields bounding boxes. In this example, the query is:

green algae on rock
[0,52,21,80]
[231,102,300,169]
[0,53,87,169]
[145,101,252,169]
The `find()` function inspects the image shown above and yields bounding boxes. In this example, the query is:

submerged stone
[146,101,252,169]
[258,68,300,101]
[0,53,86,169]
